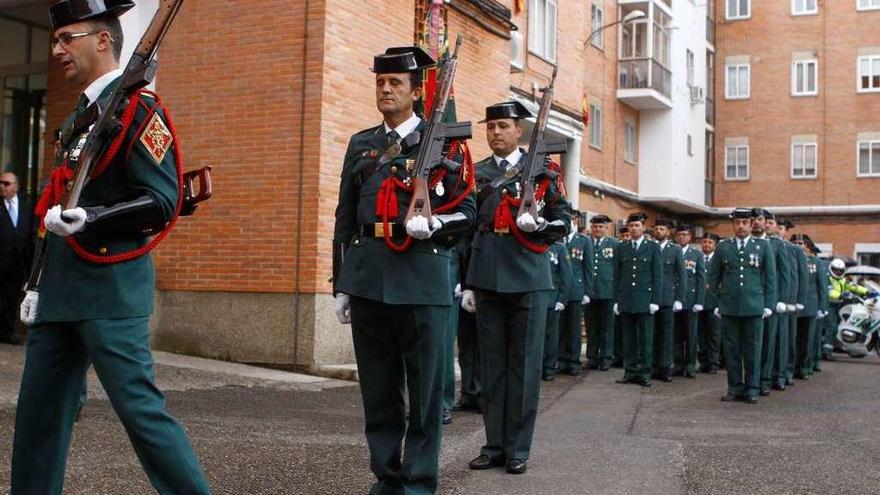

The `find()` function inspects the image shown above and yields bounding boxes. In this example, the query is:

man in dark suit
[0,171,34,344]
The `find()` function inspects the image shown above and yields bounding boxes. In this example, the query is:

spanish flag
[581,95,590,128]
[515,0,525,15]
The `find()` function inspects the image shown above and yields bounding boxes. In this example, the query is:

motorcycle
[836,281,880,359]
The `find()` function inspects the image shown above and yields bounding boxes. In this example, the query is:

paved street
[0,343,878,494]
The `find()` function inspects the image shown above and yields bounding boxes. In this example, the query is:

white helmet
[830,258,846,278]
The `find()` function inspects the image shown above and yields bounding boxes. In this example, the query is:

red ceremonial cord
[493,179,551,254]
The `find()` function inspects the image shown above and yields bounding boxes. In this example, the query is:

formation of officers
[331,45,836,495]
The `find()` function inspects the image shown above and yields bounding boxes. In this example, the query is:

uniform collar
[493,148,523,169]
[737,235,752,247]
[704,251,714,260]
[5,195,17,208]
[659,240,669,250]
[383,113,421,140]
[633,236,645,250]
[681,244,690,254]
[83,68,124,105]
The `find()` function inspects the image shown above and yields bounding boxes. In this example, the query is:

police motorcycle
[836,276,880,359]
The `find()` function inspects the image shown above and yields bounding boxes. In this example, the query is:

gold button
[391,166,398,173]
[99,247,108,254]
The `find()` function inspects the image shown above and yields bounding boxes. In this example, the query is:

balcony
[617,58,672,109]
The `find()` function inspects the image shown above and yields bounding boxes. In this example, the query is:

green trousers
[558,304,583,372]
[698,309,721,371]
[11,318,211,495]
[350,298,446,495]
[456,308,480,406]
[673,310,699,374]
[772,314,789,387]
[796,317,816,377]
[620,312,653,382]
[721,315,763,399]
[543,308,562,377]
[586,300,615,368]
[652,307,675,377]
[475,290,547,461]
[442,296,461,412]
[785,311,798,381]
[613,315,623,366]
[760,314,778,391]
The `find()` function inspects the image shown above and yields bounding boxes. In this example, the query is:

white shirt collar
[83,68,124,105]
[383,113,421,141]
[633,236,644,249]
[704,251,714,259]
[493,148,523,169]
[737,235,751,247]
[659,240,669,250]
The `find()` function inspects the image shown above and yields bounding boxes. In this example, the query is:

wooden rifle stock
[516,67,557,222]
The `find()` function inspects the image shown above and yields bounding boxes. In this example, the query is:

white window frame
[591,2,604,50]
[726,0,751,20]
[792,0,818,15]
[792,59,818,96]
[857,0,880,12]
[624,120,636,163]
[528,0,558,63]
[687,134,694,156]
[589,104,603,150]
[725,144,750,181]
[857,139,880,177]
[857,55,880,93]
[725,63,751,99]
[791,141,818,179]
[686,49,695,87]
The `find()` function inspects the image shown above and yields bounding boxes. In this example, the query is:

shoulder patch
[139,112,174,165]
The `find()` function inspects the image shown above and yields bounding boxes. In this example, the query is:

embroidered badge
[603,247,614,258]
[139,113,174,164]
[406,159,415,173]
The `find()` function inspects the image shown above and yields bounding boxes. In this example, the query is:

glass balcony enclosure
[617,0,672,109]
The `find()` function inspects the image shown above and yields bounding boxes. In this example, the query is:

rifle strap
[492,178,551,254]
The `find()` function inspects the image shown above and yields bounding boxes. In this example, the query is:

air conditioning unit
[510,31,524,72]
[689,85,704,104]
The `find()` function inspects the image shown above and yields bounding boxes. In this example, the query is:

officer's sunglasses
[51,30,103,50]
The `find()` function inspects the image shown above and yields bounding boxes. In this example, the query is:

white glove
[714,308,721,319]
[692,304,703,313]
[454,283,462,299]
[613,303,620,315]
[405,215,438,240]
[333,293,351,324]
[649,304,659,315]
[775,302,787,313]
[673,301,683,312]
[19,290,39,325]
[796,304,805,311]
[554,302,565,312]
[786,304,796,312]
[44,205,87,237]
[461,289,476,313]
[762,308,773,319]
[816,310,824,319]
[581,295,590,305]
[516,212,538,233]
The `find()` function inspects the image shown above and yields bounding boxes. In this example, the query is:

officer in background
[542,240,572,381]
[791,234,828,379]
[441,246,462,425]
[808,241,830,372]
[672,225,704,378]
[462,101,570,475]
[698,232,721,373]
[558,211,592,376]
[613,212,662,387]
[652,219,685,383]
[778,219,808,387]
[454,235,481,413]
[763,214,797,393]
[586,215,618,371]
[708,208,777,404]
[612,224,630,367]
[332,46,476,494]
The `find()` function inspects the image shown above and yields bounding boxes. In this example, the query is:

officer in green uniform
[778,219,808,386]
[808,241,830,371]
[673,225,704,378]
[652,219,685,382]
[462,101,570,475]
[708,208,777,404]
[613,225,631,367]
[558,212,592,375]
[613,212,662,387]
[441,246,461,425]
[454,236,481,413]
[542,240,572,380]
[332,46,476,494]
[761,213,796,393]
[698,233,721,373]
[586,215,618,371]
[791,234,828,379]
[13,2,212,493]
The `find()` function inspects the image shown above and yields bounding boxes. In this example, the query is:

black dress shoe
[541,374,556,382]
[442,409,453,425]
[506,459,527,474]
[743,396,758,404]
[560,368,581,377]
[638,378,652,387]
[721,393,740,402]
[772,383,785,391]
[659,375,672,383]
[759,388,770,396]
[599,363,610,371]
[453,400,480,413]
[785,377,794,386]
[813,366,822,373]
[708,368,718,375]
[615,378,633,384]
[469,454,505,470]
[685,371,696,379]
[587,363,599,370]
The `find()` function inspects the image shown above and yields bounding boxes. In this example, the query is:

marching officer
[462,101,570,475]
[542,239,573,381]
[613,212,662,387]
[558,211,592,375]
[791,234,828,379]
[672,225,704,378]
[708,208,777,404]
[652,219,685,382]
[585,215,618,371]
[698,232,722,373]
[332,45,476,494]
[13,2,212,492]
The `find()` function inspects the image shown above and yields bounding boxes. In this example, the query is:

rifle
[516,67,558,222]
[404,34,471,225]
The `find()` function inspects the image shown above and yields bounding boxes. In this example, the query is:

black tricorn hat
[654,218,674,227]
[702,232,720,242]
[810,243,821,254]
[372,46,435,74]
[618,225,629,233]
[50,0,134,31]
[779,219,795,229]
[730,207,753,219]
[750,207,773,219]
[626,212,647,224]
[479,101,532,123]
[790,233,810,243]
[675,224,693,233]
[590,215,612,224]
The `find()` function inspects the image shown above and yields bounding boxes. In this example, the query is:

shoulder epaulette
[720,238,733,243]
[354,124,382,138]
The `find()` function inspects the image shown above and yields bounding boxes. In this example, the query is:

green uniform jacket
[681,246,706,308]
[767,236,793,305]
[799,255,829,316]
[464,153,570,293]
[588,236,619,301]
[708,237,777,317]
[548,241,573,308]
[614,238,663,314]
[333,121,477,306]
[702,252,719,310]
[791,244,809,306]
[564,233,593,302]
[37,80,179,323]
[658,242,686,307]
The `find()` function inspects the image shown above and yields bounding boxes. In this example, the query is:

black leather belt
[358,222,406,239]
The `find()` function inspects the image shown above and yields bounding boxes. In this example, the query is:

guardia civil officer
[708,208,777,404]
[791,234,828,379]
[542,239,573,381]
[672,225,704,378]
[558,211,592,375]
[778,219,809,386]
[652,219,685,382]
[612,224,631,367]
[13,2,212,492]
[332,46,476,494]
[585,215,618,371]
[698,232,721,373]
[461,101,570,475]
